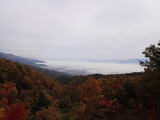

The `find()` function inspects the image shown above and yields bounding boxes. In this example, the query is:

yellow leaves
[80,77,103,103]
[3,82,18,97]
[8,87,18,97]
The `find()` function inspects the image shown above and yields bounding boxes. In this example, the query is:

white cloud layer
[45,60,143,75]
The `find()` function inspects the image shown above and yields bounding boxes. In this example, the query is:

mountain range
[0,52,68,78]
[0,51,144,76]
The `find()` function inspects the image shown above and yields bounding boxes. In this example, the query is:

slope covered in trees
[0,52,68,79]
[0,59,64,120]
[0,41,160,120]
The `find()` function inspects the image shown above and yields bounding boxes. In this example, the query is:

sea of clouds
[44,60,143,75]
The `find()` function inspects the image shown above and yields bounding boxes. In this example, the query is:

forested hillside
[0,59,64,120]
[0,52,68,79]
[0,41,160,120]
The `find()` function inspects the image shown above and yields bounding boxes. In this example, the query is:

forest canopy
[0,41,160,120]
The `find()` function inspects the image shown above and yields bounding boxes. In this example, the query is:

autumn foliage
[0,41,160,120]
[3,104,27,120]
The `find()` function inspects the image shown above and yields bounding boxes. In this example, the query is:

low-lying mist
[44,61,143,75]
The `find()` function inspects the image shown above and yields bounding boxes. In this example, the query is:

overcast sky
[0,0,160,61]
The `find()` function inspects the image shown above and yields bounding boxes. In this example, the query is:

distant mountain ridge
[0,52,68,78]
[85,58,145,64]
[0,51,144,76]
[0,52,46,67]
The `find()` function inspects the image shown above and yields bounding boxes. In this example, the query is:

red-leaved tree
[3,104,27,120]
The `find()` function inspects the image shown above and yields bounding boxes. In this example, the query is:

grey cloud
[0,0,160,61]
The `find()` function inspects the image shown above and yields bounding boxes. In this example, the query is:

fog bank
[44,61,143,75]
